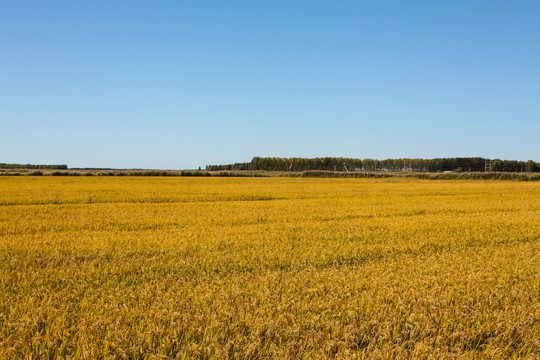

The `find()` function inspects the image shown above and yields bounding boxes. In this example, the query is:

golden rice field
[1,176,539,359]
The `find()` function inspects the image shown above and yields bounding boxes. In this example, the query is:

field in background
[1,168,540,181]
[1,177,539,359]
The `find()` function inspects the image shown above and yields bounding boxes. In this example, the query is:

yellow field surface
[1,177,539,359]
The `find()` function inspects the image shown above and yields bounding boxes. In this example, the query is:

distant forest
[0,163,68,169]
[207,157,539,173]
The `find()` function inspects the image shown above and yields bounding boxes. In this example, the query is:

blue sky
[1,1,539,169]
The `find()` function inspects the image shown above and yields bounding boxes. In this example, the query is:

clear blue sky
[1,1,539,169]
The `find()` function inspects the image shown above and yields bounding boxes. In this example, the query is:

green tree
[491,160,501,172]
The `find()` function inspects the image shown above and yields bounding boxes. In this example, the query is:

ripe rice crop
[1,177,539,359]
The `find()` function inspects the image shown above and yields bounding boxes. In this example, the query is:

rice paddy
[1,177,539,359]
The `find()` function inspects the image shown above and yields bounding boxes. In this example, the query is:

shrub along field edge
[0,169,539,180]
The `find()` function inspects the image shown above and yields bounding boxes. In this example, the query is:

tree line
[0,163,68,169]
[207,157,539,172]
